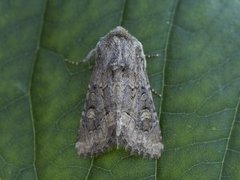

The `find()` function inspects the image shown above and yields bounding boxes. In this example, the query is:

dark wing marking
[75,64,116,157]
[117,51,163,158]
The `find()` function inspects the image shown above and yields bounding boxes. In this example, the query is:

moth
[75,26,163,158]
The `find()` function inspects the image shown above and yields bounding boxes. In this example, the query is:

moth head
[96,26,145,71]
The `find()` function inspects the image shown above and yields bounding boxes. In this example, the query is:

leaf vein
[218,94,240,179]
[156,0,180,179]
[28,0,48,179]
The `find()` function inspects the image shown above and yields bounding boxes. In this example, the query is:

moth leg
[83,48,97,62]
[64,48,96,66]
[145,53,160,59]
[151,88,161,97]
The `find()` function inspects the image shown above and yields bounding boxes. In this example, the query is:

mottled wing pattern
[117,44,163,158]
[76,26,163,158]
[75,64,116,157]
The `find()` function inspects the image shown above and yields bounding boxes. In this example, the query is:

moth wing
[119,113,163,158]
[75,66,116,157]
[118,67,163,158]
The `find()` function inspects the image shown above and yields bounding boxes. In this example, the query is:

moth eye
[140,109,152,131]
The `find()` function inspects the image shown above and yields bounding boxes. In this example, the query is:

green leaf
[1,0,240,179]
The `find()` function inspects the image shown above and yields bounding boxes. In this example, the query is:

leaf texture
[0,0,240,179]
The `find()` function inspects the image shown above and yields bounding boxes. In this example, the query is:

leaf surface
[0,0,240,179]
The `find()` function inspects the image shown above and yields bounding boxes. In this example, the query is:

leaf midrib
[28,0,48,179]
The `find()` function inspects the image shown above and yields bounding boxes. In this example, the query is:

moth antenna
[64,48,97,66]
